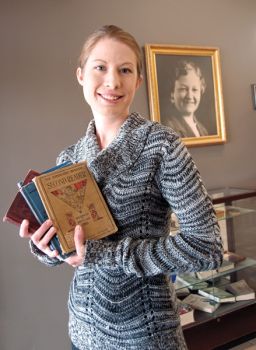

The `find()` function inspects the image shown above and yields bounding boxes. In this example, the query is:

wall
[0,0,256,349]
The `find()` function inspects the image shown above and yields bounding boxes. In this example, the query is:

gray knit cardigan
[30,113,223,350]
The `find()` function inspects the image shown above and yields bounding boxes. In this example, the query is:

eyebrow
[92,59,135,66]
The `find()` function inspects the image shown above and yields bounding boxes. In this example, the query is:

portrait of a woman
[166,60,208,138]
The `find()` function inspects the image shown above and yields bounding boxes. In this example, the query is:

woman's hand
[64,225,86,267]
[19,219,86,267]
[19,219,59,258]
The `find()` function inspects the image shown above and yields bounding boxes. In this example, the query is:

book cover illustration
[33,161,118,253]
[3,169,40,233]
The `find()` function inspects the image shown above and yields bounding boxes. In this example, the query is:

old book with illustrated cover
[33,161,118,254]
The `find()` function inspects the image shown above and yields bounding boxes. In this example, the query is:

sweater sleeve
[84,136,223,277]
[29,240,64,267]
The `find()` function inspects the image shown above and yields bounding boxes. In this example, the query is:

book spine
[19,183,70,258]
[19,183,48,224]
[33,177,70,254]
[42,161,72,174]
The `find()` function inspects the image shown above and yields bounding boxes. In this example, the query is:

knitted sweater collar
[80,112,152,183]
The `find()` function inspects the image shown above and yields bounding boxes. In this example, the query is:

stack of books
[3,161,118,258]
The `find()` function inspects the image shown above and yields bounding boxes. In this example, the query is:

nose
[104,69,120,89]
[186,88,193,99]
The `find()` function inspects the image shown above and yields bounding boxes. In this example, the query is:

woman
[20,25,223,350]
[166,60,208,138]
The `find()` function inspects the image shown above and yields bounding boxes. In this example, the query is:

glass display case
[176,188,256,350]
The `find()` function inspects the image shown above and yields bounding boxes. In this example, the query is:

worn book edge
[225,280,255,301]
[3,169,40,233]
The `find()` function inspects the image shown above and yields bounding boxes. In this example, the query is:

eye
[95,65,106,71]
[120,67,133,74]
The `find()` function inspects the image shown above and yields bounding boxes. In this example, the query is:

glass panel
[214,205,255,221]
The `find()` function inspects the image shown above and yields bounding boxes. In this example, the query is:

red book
[3,170,40,233]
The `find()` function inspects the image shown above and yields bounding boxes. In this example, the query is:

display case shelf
[176,257,256,290]
[180,187,256,350]
[214,205,255,221]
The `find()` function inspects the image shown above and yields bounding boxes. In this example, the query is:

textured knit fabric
[30,113,223,349]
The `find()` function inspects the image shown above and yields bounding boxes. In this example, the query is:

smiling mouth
[99,94,122,101]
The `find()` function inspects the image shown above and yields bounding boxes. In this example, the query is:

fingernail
[76,225,82,231]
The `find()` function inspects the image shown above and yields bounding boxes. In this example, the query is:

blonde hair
[78,25,143,76]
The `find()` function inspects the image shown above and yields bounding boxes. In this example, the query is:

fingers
[32,220,54,246]
[30,219,59,258]
[65,225,86,267]
[21,220,86,263]
[74,225,86,258]
[19,219,31,238]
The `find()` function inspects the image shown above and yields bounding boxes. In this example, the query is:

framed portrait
[145,44,226,147]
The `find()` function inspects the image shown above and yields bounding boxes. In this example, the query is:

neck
[94,113,129,149]
[182,113,195,121]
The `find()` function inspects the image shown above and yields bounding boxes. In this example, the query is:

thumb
[19,219,31,238]
[74,225,86,258]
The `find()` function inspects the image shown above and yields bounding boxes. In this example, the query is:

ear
[170,92,175,104]
[136,74,143,89]
[76,67,84,86]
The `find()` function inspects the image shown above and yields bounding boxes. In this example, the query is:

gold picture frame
[145,44,226,147]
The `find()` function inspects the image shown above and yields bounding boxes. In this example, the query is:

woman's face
[76,37,142,120]
[171,70,202,117]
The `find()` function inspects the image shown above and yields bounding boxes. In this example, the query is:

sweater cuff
[84,239,119,268]
[29,240,63,267]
